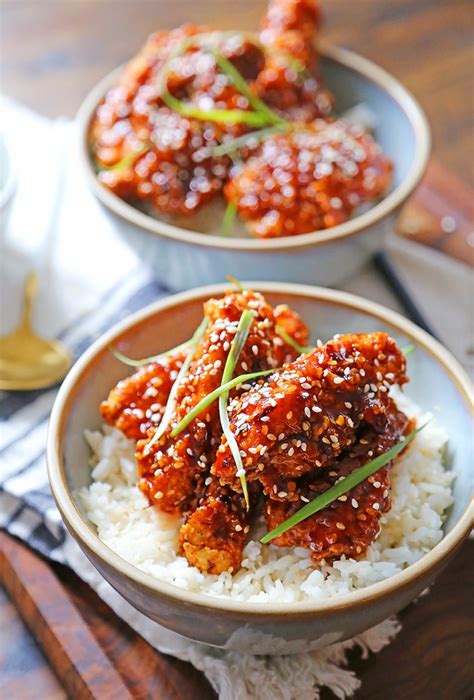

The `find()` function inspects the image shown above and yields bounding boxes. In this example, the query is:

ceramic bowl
[47,283,473,654]
[77,45,430,292]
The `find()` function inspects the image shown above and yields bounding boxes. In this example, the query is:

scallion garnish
[219,309,256,508]
[170,368,275,438]
[144,316,209,453]
[226,275,244,290]
[101,144,149,172]
[162,91,269,128]
[221,201,237,236]
[260,423,425,544]
[110,338,193,367]
[402,344,415,356]
[211,125,288,157]
[212,50,287,127]
[275,325,314,355]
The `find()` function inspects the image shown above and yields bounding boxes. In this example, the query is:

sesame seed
[304,407,311,418]
[261,416,270,422]
[336,522,346,530]
[360,369,365,376]
[154,491,163,500]
[301,382,311,389]
[373,502,380,510]
[281,443,288,450]
[252,344,259,355]
[344,402,352,409]
[338,495,348,502]
[288,447,295,456]
[286,411,293,419]
[235,524,243,531]
[268,434,277,441]
[302,422,310,431]
[333,376,344,385]
[278,491,288,498]
[351,498,359,508]
[373,481,381,488]
[301,495,310,503]
[278,433,285,440]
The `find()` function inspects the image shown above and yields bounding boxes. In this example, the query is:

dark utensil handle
[373,251,440,340]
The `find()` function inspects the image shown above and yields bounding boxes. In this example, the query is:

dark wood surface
[0,1,473,698]
[1,0,473,185]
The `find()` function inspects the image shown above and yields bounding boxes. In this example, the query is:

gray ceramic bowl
[47,283,473,654]
[77,45,430,292]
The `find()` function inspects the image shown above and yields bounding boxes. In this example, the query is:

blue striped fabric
[0,266,168,560]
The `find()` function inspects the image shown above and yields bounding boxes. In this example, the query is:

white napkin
[1,97,471,699]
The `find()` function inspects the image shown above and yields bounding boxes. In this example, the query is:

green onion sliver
[219,309,256,509]
[144,316,209,453]
[226,274,244,290]
[402,343,415,356]
[275,325,314,355]
[171,368,275,438]
[212,51,287,127]
[211,125,287,157]
[162,91,269,128]
[101,144,149,172]
[110,339,193,368]
[221,201,237,236]
[260,423,426,544]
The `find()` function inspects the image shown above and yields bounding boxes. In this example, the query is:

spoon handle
[19,272,38,331]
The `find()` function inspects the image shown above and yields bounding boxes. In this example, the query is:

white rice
[78,391,454,602]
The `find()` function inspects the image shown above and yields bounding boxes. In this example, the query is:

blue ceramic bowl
[77,44,430,291]
[48,283,472,654]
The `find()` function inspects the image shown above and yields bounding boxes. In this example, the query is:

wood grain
[0,532,134,700]
[1,0,473,185]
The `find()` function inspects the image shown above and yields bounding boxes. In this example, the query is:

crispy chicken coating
[212,332,407,499]
[264,405,413,561]
[136,289,308,515]
[179,478,258,574]
[224,121,393,238]
[100,353,185,440]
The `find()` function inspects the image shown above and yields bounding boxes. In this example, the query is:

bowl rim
[77,42,431,252]
[47,282,473,616]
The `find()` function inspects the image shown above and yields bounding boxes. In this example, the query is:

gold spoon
[0,271,72,391]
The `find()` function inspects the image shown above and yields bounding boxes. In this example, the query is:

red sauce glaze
[265,408,414,562]
[224,122,393,238]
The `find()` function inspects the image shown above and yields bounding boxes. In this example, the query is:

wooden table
[1,1,473,698]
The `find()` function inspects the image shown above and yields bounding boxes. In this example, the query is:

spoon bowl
[0,272,72,391]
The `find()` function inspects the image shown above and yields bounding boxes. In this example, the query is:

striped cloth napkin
[1,98,470,699]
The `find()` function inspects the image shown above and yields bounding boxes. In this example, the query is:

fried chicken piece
[212,332,407,500]
[264,406,413,561]
[136,289,309,514]
[179,478,258,574]
[273,303,310,364]
[224,121,393,238]
[91,25,263,216]
[256,0,333,122]
[100,353,185,440]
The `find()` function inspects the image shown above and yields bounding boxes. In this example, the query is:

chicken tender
[100,353,185,440]
[137,289,309,514]
[179,478,258,574]
[265,406,413,561]
[212,332,407,499]
[224,121,393,238]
